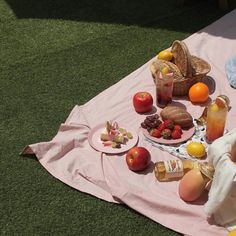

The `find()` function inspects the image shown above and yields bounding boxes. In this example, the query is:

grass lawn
[1,0,235,235]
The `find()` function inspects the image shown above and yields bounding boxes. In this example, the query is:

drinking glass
[205,100,228,143]
[155,73,174,108]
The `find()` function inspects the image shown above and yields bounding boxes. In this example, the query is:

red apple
[126,147,151,172]
[133,92,153,113]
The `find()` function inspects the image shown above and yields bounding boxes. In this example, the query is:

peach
[179,169,207,202]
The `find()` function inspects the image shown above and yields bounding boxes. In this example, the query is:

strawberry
[149,128,161,138]
[161,128,172,139]
[163,119,174,130]
[158,123,166,132]
[171,130,182,139]
[174,125,183,134]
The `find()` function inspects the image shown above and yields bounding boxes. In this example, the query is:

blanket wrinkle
[46,124,90,163]
[100,153,111,188]
[58,123,91,132]
[87,153,116,195]
[75,169,96,183]
[47,142,75,163]
[23,142,55,160]
[101,159,129,200]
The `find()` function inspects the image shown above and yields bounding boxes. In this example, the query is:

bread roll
[160,106,193,128]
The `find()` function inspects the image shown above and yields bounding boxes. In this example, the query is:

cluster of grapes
[141,114,161,130]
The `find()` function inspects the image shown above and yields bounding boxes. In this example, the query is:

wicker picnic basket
[150,40,211,96]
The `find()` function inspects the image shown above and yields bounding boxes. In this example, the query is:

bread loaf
[160,106,193,128]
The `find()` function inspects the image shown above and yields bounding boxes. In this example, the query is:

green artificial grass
[1,0,235,235]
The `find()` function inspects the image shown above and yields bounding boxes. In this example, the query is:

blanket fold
[22,122,120,203]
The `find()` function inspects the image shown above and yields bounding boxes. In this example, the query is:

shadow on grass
[5,0,235,34]
[20,153,38,161]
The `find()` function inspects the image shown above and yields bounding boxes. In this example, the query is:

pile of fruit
[141,114,183,140]
[100,121,133,148]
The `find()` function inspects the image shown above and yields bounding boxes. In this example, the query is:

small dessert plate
[88,123,139,154]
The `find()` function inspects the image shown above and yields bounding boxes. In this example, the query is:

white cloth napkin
[204,129,236,231]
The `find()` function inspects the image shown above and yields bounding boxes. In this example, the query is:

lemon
[228,229,236,236]
[161,66,170,75]
[157,50,173,61]
[211,103,220,112]
[186,142,206,158]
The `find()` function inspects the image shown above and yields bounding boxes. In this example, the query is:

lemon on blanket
[186,142,206,159]
[157,50,173,61]
[228,229,236,236]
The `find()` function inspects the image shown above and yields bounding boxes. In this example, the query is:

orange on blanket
[189,82,209,103]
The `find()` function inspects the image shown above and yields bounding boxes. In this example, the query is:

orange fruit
[189,82,209,103]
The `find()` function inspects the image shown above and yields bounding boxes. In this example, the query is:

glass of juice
[205,96,228,143]
[155,70,174,108]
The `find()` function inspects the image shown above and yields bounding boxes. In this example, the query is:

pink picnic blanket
[22,10,236,236]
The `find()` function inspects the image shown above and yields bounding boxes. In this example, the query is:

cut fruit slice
[215,97,227,109]
[127,132,133,139]
[103,141,113,146]
[100,133,110,141]
[118,128,127,135]
[112,142,121,148]
[216,95,230,109]
[113,135,125,144]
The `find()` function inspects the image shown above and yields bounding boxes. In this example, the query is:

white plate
[88,123,139,154]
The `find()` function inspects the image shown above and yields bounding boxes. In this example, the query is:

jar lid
[199,162,215,180]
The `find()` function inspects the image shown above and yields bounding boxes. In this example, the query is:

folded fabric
[225,55,236,88]
[204,129,236,231]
